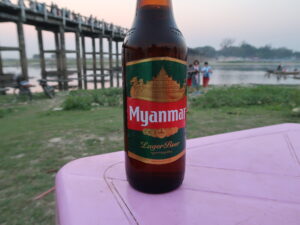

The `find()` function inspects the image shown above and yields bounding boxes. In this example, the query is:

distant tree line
[189,39,300,60]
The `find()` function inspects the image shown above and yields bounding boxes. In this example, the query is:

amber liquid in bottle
[122,0,187,193]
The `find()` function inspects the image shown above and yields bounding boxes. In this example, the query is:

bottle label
[125,57,187,165]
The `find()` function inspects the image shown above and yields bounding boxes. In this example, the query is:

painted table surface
[55,123,300,225]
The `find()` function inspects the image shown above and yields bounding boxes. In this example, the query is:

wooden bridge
[0,0,128,91]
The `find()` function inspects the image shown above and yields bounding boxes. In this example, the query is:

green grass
[190,85,300,108]
[0,86,299,225]
[0,96,124,225]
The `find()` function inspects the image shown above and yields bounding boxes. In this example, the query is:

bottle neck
[134,0,175,27]
[137,0,172,8]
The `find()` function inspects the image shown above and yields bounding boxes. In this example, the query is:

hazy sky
[1,0,300,57]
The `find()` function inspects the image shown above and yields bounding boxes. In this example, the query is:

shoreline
[1,59,300,68]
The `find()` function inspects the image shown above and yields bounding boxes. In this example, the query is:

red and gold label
[125,57,187,165]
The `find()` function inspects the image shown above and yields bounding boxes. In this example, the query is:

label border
[126,57,187,165]
[126,57,187,66]
[128,150,186,165]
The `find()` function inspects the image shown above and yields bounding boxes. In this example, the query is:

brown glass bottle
[122,0,187,193]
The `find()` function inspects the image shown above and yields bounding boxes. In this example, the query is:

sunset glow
[0,0,299,58]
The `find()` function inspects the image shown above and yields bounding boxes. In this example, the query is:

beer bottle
[122,0,187,193]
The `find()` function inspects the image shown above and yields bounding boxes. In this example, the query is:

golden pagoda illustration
[143,127,179,139]
[130,67,185,102]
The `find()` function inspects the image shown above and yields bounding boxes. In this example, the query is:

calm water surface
[211,69,300,86]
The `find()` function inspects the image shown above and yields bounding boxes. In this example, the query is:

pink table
[56,123,300,225]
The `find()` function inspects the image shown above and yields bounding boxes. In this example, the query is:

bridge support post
[0,52,3,75]
[37,28,46,79]
[54,32,63,90]
[59,27,68,91]
[19,0,26,22]
[92,37,97,89]
[108,37,113,88]
[17,22,28,80]
[81,36,88,90]
[115,41,120,88]
[75,32,82,89]
[0,51,4,95]
[99,36,105,89]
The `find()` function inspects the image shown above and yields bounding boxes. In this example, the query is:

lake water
[210,63,300,86]
[211,69,300,86]
[3,63,300,92]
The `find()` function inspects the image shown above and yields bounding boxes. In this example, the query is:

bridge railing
[0,0,129,37]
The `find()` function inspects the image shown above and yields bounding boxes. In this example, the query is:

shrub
[0,108,13,118]
[190,86,300,109]
[62,86,300,111]
[63,95,93,110]
[62,88,122,110]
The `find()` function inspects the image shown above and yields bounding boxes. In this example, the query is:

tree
[294,52,300,59]
[219,46,241,57]
[239,42,257,58]
[194,46,217,58]
[190,42,297,59]
[220,38,235,50]
[257,45,273,59]
[273,48,293,59]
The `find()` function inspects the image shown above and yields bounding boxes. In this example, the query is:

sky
[1,0,300,58]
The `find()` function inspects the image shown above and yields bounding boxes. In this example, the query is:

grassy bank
[0,86,299,225]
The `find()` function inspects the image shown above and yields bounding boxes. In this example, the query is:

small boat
[294,75,300,80]
[266,70,300,75]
